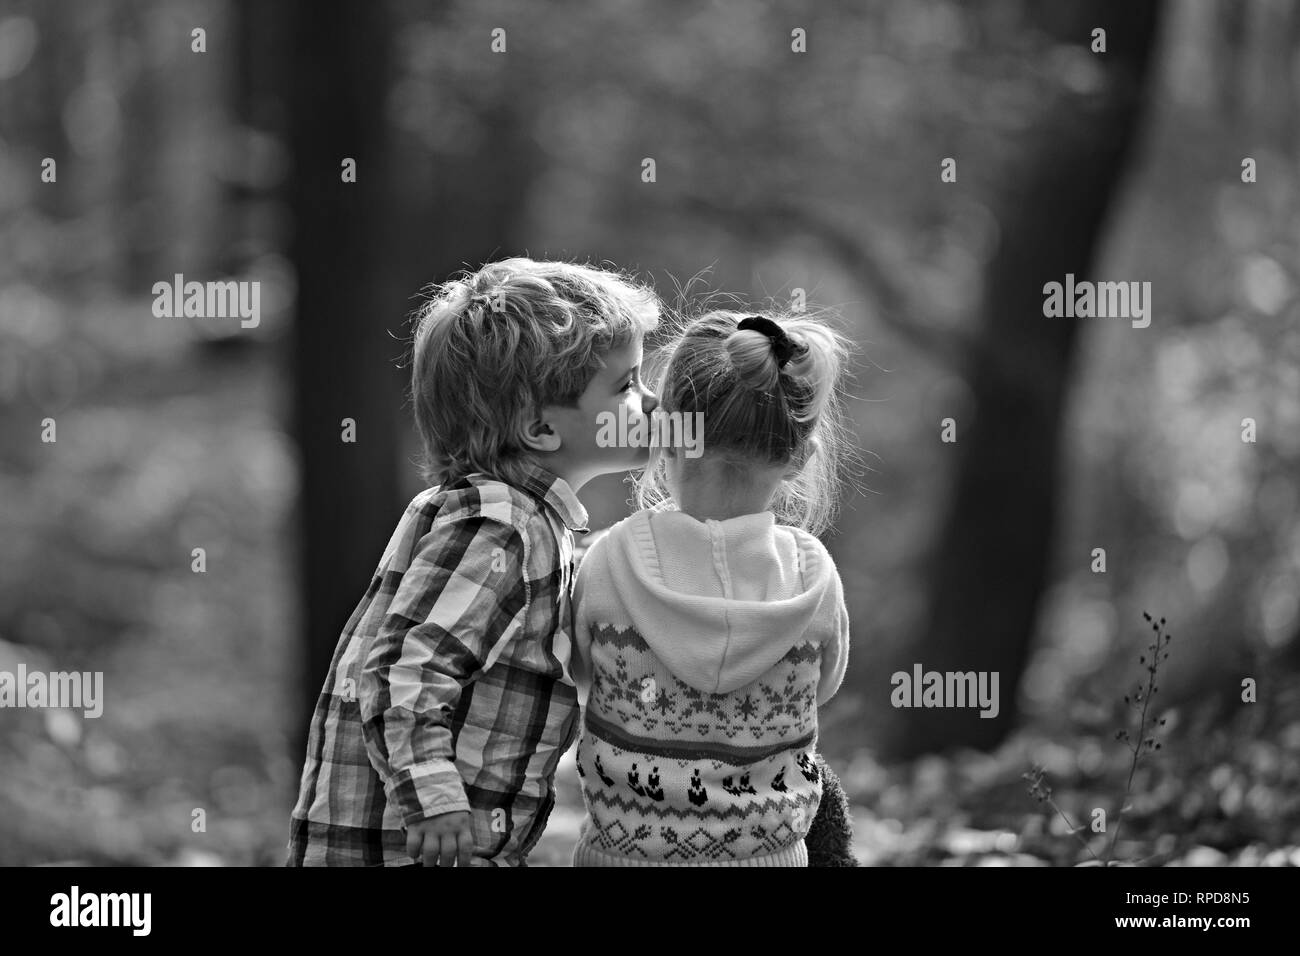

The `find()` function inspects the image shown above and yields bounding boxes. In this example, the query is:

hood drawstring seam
[709,520,733,600]
[710,520,735,694]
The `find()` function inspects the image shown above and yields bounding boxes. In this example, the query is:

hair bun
[737,315,806,368]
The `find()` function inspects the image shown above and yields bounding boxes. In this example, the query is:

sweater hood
[601,509,839,694]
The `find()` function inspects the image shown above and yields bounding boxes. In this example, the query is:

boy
[287,258,660,866]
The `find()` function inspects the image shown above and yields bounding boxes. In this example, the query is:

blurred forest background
[1,0,1299,866]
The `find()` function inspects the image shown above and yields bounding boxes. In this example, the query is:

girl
[569,309,854,866]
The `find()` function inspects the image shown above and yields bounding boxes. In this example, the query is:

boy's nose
[641,392,659,415]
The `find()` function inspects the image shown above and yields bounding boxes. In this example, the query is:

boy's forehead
[597,335,644,368]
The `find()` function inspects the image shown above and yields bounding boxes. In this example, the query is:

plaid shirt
[287,463,589,867]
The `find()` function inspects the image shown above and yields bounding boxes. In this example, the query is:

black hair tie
[737,315,804,368]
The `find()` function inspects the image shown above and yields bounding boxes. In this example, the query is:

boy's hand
[406,811,475,867]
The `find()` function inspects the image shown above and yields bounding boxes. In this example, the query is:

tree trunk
[889,0,1165,759]
[284,1,402,753]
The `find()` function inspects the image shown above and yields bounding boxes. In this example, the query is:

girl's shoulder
[773,522,839,567]
[595,508,662,551]
[574,510,647,578]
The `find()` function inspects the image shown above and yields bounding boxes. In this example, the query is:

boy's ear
[520,415,562,453]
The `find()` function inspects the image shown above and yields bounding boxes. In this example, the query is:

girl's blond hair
[634,308,852,535]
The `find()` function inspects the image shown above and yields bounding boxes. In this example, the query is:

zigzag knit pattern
[574,623,825,865]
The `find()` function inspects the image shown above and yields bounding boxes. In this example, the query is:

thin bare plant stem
[1026,613,1171,868]
[1107,618,1166,864]
[1047,796,1101,864]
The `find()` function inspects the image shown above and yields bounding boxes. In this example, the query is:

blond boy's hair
[410,257,660,489]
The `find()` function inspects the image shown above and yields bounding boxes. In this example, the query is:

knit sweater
[567,509,849,867]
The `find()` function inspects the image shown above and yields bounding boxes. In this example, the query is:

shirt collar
[513,460,590,533]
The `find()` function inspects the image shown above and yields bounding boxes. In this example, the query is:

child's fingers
[421,833,443,868]
[456,830,475,868]
[437,832,458,868]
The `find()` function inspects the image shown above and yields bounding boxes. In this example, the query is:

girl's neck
[674,458,784,522]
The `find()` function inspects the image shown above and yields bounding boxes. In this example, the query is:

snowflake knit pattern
[567,509,849,867]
